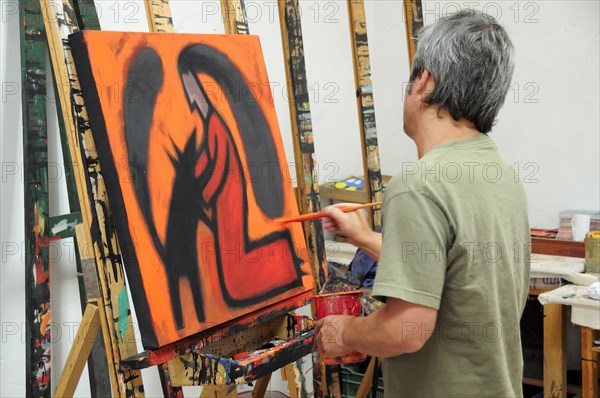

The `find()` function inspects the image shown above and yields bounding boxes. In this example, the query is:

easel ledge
[122,291,314,370]
[54,292,316,394]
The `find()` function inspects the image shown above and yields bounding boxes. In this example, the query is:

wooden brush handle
[279,201,382,224]
[341,201,382,213]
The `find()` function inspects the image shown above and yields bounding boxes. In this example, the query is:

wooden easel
[20,0,111,395]
[31,0,323,396]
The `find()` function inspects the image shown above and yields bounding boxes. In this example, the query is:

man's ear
[412,68,434,96]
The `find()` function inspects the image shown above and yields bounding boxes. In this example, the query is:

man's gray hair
[410,10,515,133]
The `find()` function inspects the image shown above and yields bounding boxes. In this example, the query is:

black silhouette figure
[124,48,205,329]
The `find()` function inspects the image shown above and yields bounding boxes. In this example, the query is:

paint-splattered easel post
[348,0,384,229]
[278,1,333,396]
[403,0,424,65]
[39,0,145,395]
[20,1,51,395]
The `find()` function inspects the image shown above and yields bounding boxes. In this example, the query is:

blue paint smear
[117,288,128,339]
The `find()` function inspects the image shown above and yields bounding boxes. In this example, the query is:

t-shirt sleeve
[372,191,451,310]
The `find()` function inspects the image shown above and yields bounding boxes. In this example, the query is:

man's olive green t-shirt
[372,134,530,397]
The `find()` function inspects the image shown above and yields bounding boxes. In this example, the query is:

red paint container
[313,290,367,365]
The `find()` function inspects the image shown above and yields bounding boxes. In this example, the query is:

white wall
[369,0,600,228]
[1,0,599,396]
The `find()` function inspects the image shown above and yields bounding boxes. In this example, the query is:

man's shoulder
[385,170,421,197]
[386,148,456,200]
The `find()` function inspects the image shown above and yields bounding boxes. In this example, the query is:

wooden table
[582,327,600,398]
[530,238,600,397]
[525,286,569,396]
[537,284,600,398]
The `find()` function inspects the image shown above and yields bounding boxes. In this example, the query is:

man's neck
[411,110,481,159]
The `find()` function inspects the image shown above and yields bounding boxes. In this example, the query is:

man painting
[316,10,530,397]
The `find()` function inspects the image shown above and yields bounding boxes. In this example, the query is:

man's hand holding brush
[323,203,382,261]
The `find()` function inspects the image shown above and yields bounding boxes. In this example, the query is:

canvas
[70,31,314,349]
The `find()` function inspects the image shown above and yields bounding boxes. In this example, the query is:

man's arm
[316,297,437,358]
[323,205,382,261]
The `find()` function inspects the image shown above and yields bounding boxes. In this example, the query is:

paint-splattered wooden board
[44,1,112,394]
[278,0,327,291]
[347,0,383,229]
[220,0,250,35]
[122,291,312,370]
[39,0,144,395]
[278,3,335,397]
[170,333,314,386]
[403,0,424,65]
[20,1,51,395]
[167,314,315,386]
[144,0,175,33]
[72,0,101,30]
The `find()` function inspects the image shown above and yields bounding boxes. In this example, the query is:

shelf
[319,175,392,203]
[531,237,585,258]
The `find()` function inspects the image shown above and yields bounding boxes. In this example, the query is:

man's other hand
[315,315,354,358]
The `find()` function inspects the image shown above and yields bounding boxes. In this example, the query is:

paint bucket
[313,290,367,365]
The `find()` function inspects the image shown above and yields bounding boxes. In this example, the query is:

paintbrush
[277,201,382,225]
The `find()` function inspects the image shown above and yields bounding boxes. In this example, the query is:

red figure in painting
[181,63,304,306]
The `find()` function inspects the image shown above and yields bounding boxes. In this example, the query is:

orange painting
[70,31,314,348]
